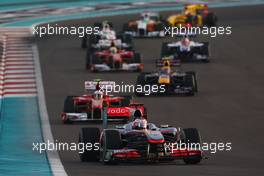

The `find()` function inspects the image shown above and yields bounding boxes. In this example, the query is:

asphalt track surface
[37,5,264,176]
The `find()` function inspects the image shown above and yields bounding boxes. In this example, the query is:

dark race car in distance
[135,60,198,96]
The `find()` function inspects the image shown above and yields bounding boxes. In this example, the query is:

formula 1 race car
[86,45,143,72]
[161,36,209,62]
[167,4,217,27]
[61,81,147,123]
[82,21,133,51]
[87,33,133,52]
[79,110,203,164]
[135,60,198,96]
[82,21,115,48]
[123,12,166,37]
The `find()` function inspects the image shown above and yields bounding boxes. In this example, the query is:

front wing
[124,30,165,37]
[90,63,143,72]
[104,148,202,163]
[61,112,129,123]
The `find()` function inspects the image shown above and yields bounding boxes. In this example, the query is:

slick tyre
[121,95,132,106]
[86,51,91,69]
[103,130,122,164]
[185,72,198,96]
[63,96,76,124]
[135,73,147,97]
[63,96,75,113]
[186,72,198,93]
[204,12,217,27]
[182,128,202,164]
[81,34,87,48]
[133,53,142,63]
[79,127,100,162]
[161,42,170,57]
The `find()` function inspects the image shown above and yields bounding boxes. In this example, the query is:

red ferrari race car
[86,45,143,72]
[61,81,147,124]
[79,110,203,164]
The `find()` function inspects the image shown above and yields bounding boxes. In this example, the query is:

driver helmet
[143,13,150,21]
[109,46,118,54]
[94,90,103,100]
[132,119,147,130]
[102,22,110,31]
[133,109,142,119]
[182,36,190,46]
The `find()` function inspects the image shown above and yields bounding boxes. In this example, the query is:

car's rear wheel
[81,34,87,48]
[186,71,198,93]
[93,108,102,120]
[86,51,91,69]
[204,12,217,27]
[133,53,141,63]
[79,127,100,162]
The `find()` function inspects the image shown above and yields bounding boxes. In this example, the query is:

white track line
[33,44,68,176]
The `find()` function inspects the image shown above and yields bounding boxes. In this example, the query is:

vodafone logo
[107,108,129,114]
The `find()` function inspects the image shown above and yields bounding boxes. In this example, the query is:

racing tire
[121,95,132,106]
[161,42,171,58]
[182,128,202,164]
[93,108,102,120]
[103,130,122,164]
[123,23,129,31]
[200,43,210,63]
[122,33,133,45]
[63,96,77,124]
[184,156,202,164]
[155,22,164,32]
[204,12,217,27]
[123,23,135,32]
[135,73,147,97]
[79,127,100,162]
[186,71,198,92]
[133,53,142,63]
[63,96,75,113]
[94,22,102,29]
[81,34,87,48]
[89,34,99,46]
[91,55,103,65]
[86,52,91,69]
[186,15,198,26]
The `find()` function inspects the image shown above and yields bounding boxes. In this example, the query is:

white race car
[161,36,210,62]
[123,12,166,37]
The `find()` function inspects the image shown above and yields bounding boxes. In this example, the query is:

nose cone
[146,130,165,144]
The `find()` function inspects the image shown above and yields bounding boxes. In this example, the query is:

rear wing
[85,80,115,92]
